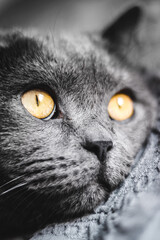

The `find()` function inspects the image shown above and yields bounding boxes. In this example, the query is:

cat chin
[61,184,108,218]
[35,180,107,207]
[26,179,108,209]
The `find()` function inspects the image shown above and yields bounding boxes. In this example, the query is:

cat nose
[84,141,113,162]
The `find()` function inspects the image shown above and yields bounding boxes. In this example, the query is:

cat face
[0,7,157,235]
[0,30,156,223]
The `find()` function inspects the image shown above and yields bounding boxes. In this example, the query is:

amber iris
[108,93,134,121]
[21,90,55,119]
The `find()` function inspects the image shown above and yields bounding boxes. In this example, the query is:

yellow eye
[108,93,134,121]
[21,90,56,119]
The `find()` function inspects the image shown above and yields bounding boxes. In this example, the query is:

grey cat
[0,6,157,237]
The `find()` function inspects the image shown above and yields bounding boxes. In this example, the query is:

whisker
[0,176,23,190]
[0,183,27,196]
[0,183,28,202]
[48,1,64,58]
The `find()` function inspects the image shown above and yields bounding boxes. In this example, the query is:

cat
[0,6,157,238]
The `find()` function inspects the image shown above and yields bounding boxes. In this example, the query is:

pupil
[36,95,39,107]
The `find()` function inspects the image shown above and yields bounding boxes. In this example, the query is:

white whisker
[0,176,23,190]
[0,183,27,196]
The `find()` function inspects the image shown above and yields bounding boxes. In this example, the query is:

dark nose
[84,141,113,162]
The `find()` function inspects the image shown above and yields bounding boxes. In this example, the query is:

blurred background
[0,0,160,74]
[0,0,153,31]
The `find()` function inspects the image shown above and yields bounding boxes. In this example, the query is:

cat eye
[108,93,134,121]
[21,90,56,120]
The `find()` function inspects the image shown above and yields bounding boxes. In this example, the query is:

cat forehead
[0,31,140,92]
[37,32,135,86]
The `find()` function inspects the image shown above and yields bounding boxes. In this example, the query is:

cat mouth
[98,178,111,197]
[97,165,112,195]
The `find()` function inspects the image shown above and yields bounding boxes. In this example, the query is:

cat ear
[102,6,142,54]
